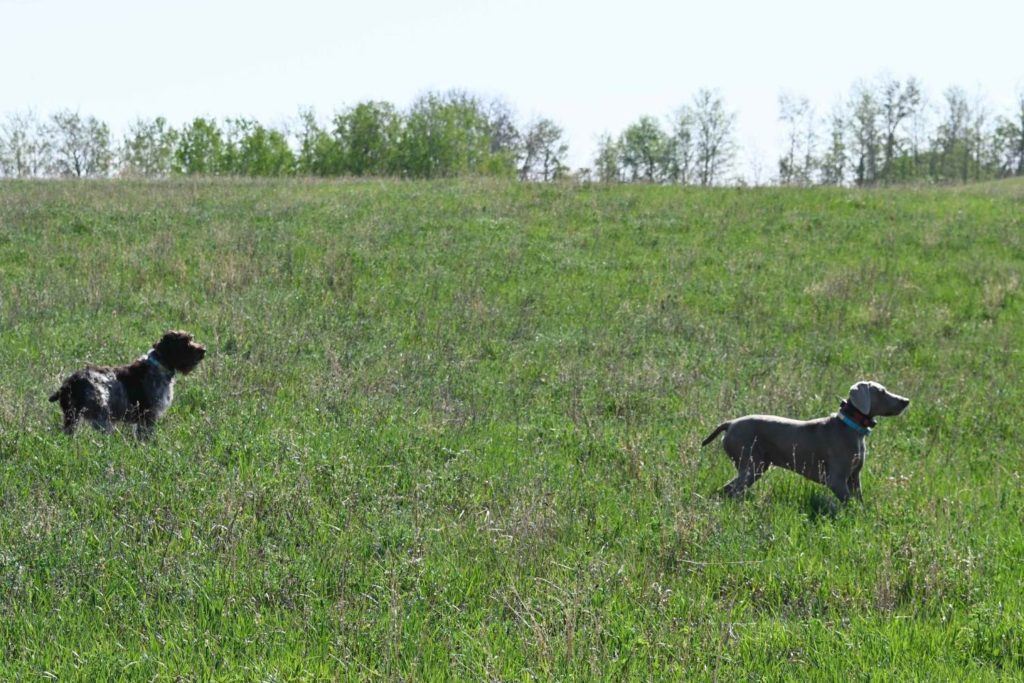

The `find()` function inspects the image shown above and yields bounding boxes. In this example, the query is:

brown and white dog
[49,330,206,438]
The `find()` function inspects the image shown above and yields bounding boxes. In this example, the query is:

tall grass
[1,177,1022,679]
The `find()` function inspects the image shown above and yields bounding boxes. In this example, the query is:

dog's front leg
[828,475,851,503]
[61,411,80,435]
[135,414,156,441]
[848,470,863,500]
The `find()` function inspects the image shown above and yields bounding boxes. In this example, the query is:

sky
[2,0,1023,179]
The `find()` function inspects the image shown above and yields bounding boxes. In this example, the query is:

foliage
[777,77,1022,187]
[120,117,178,178]
[295,109,344,176]
[332,101,401,176]
[46,110,112,178]
[3,80,1024,185]
[619,115,671,182]
[174,117,224,175]
[221,119,295,177]
[691,89,736,186]
[0,111,51,178]
[778,93,816,186]
[394,92,494,178]
[593,133,621,182]
[597,90,737,186]
[518,118,568,181]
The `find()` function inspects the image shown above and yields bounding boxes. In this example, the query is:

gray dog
[701,381,910,502]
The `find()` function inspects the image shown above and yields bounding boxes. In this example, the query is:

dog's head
[848,380,910,418]
[153,330,206,375]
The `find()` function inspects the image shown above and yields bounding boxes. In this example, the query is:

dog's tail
[701,421,731,447]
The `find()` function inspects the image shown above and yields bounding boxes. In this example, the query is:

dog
[701,381,910,502]
[49,330,206,438]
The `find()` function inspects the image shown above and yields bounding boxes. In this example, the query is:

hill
[1,178,1022,678]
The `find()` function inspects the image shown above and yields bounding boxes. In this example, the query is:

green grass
[1,177,1023,680]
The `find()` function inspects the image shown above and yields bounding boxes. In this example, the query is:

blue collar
[146,351,174,377]
[839,412,870,436]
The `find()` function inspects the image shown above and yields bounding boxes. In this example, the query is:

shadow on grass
[801,489,841,522]
[713,477,861,523]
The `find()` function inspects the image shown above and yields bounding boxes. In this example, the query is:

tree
[777,92,817,186]
[482,99,520,177]
[818,108,848,185]
[691,89,736,186]
[849,85,881,186]
[935,88,972,182]
[396,91,492,178]
[619,116,670,182]
[47,110,112,178]
[120,117,178,177]
[294,108,344,176]
[174,117,224,175]
[518,118,568,181]
[485,99,520,155]
[0,111,50,178]
[906,92,932,179]
[967,92,996,182]
[667,107,695,184]
[993,92,1024,176]
[993,117,1021,177]
[333,101,401,176]
[236,123,294,176]
[593,134,621,183]
[878,77,922,182]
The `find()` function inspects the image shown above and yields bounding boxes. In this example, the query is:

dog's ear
[848,381,871,414]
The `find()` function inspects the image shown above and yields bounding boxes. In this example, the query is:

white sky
[2,0,1023,180]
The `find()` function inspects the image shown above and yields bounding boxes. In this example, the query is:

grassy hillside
[1,177,1022,679]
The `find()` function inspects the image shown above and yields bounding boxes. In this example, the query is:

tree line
[597,79,1024,186]
[774,78,1024,186]
[593,89,737,185]
[0,92,568,182]
[1,79,1023,185]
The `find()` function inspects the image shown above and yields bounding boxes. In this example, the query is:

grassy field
[1,177,1022,679]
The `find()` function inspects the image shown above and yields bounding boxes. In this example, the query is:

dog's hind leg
[85,407,115,435]
[721,437,768,498]
[722,468,765,498]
